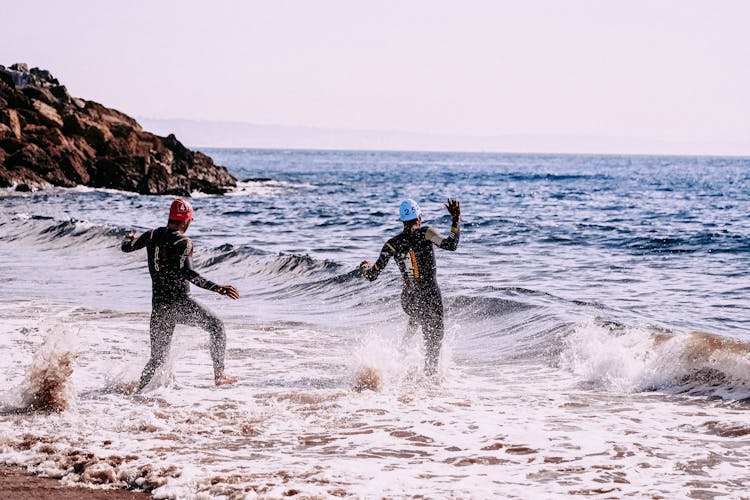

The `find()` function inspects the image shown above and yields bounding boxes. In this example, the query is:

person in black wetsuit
[360,198,461,375]
[121,198,240,390]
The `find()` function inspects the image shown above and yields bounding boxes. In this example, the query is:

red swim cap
[168,198,193,222]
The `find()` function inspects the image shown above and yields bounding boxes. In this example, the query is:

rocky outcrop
[0,63,236,195]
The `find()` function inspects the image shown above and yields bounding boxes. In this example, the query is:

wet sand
[0,466,150,499]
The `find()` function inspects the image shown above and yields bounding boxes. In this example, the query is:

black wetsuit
[363,221,460,374]
[122,227,225,389]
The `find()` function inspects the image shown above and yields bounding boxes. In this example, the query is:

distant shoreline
[192,145,750,160]
[140,118,750,158]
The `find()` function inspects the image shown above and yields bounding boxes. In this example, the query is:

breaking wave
[4,213,749,401]
[0,215,129,248]
[561,320,750,400]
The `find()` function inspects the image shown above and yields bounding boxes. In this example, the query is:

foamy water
[2,300,749,498]
[1,150,749,498]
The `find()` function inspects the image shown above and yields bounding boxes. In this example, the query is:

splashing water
[19,325,77,413]
[1,150,749,497]
[352,366,382,392]
[561,320,750,398]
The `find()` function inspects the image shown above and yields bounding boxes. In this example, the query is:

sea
[0,149,749,499]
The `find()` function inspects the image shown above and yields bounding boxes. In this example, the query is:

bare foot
[215,374,239,386]
[118,381,140,395]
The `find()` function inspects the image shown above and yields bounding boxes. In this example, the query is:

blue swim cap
[399,199,421,221]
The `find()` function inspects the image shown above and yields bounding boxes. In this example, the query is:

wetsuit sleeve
[363,241,396,281]
[121,230,151,253]
[424,221,460,251]
[180,239,219,291]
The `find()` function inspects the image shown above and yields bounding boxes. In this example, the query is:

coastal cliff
[0,63,236,195]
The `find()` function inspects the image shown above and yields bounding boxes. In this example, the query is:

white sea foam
[561,319,750,398]
[0,184,138,198]
[220,179,314,198]
[2,302,750,498]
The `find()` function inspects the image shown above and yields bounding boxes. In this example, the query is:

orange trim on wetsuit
[362,218,460,374]
[363,221,460,283]
[409,249,420,278]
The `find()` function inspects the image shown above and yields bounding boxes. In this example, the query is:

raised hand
[359,260,371,274]
[124,231,137,242]
[445,198,461,221]
[216,285,240,300]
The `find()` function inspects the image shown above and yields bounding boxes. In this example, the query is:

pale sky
[2,0,749,154]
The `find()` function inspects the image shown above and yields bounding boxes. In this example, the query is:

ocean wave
[0,215,348,284]
[0,215,129,247]
[0,184,141,198]
[259,253,343,276]
[505,172,610,182]
[561,320,750,400]
[622,232,749,254]
[2,213,744,388]
[445,292,575,365]
[197,246,347,282]
[196,243,269,268]
[448,294,536,319]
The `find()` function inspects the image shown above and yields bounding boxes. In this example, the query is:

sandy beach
[0,466,149,499]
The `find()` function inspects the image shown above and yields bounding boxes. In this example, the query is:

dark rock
[22,86,57,106]
[84,124,109,151]
[92,158,142,191]
[15,183,31,192]
[49,85,71,102]
[0,68,14,87]
[0,123,12,140]
[30,99,63,128]
[0,63,236,194]
[0,138,24,154]
[57,144,91,184]
[0,164,47,187]
[7,67,32,87]
[243,177,272,182]
[29,67,59,86]
[186,151,235,193]
[0,109,22,139]
[138,161,190,196]
[16,108,40,127]
[6,143,53,172]
[62,113,85,135]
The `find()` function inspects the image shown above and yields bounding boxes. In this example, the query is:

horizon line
[138,117,750,158]
[191,144,750,160]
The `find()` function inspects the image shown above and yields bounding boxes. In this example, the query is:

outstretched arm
[181,240,240,299]
[121,230,151,252]
[360,241,396,281]
[425,198,461,251]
